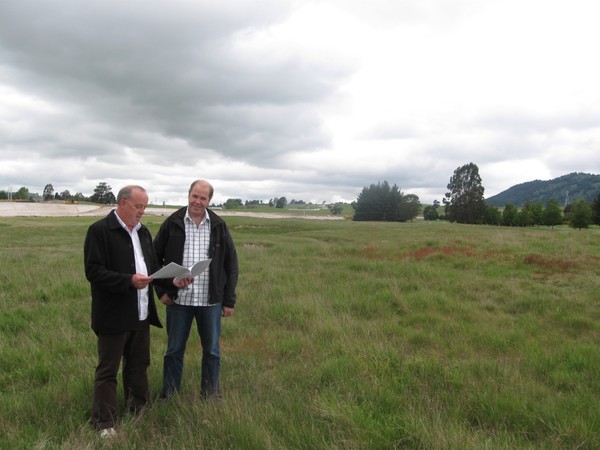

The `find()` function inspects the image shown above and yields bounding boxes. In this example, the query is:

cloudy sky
[1,0,599,206]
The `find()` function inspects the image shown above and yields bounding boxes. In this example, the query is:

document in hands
[151,259,211,279]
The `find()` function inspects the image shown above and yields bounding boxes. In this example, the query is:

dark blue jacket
[153,207,238,309]
[84,210,162,334]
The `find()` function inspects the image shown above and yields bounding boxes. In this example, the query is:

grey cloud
[0,0,350,164]
[1,1,598,206]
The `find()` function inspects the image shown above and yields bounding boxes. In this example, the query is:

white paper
[150,259,211,279]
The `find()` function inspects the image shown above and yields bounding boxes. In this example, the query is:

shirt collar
[185,207,210,225]
[114,210,141,232]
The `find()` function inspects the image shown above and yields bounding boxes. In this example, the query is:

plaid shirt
[175,209,210,306]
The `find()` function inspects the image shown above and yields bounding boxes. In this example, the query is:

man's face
[118,188,148,229]
[188,182,211,220]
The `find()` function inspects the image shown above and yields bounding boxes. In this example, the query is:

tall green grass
[0,216,598,449]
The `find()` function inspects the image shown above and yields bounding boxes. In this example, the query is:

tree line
[4,168,600,228]
[351,162,600,229]
[0,182,117,204]
[223,197,306,209]
[352,181,420,221]
[1,182,329,212]
[439,163,600,229]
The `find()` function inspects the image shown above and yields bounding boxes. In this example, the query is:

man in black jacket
[154,179,238,400]
[84,185,191,437]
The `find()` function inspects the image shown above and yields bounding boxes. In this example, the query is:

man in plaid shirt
[154,179,238,399]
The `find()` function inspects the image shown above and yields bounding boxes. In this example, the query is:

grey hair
[117,185,146,202]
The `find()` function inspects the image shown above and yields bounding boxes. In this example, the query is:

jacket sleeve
[222,225,239,308]
[152,219,178,299]
[83,223,134,294]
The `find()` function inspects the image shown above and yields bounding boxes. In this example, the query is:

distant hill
[485,172,600,207]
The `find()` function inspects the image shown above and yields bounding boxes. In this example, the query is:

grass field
[0,215,599,449]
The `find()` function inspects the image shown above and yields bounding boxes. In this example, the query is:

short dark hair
[188,180,214,199]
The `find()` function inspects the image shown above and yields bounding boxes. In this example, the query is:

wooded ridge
[485,172,600,207]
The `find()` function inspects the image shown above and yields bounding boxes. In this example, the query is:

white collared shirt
[115,211,149,321]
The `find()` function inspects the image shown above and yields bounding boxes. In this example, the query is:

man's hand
[173,277,194,288]
[222,306,234,317]
[160,294,174,305]
[132,274,152,289]
[157,277,194,305]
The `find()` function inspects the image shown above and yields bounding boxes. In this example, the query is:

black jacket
[153,207,238,308]
[83,210,162,334]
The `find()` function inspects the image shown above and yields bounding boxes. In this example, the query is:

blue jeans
[162,303,221,398]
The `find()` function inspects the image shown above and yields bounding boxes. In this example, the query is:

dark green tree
[90,182,115,204]
[591,193,600,225]
[502,203,518,226]
[224,198,243,209]
[423,200,441,221]
[443,163,485,224]
[515,209,529,227]
[569,198,592,230]
[276,197,288,209]
[483,204,501,225]
[14,187,30,200]
[352,180,420,222]
[398,194,421,221]
[542,198,563,228]
[563,203,574,222]
[423,205,438,220]
[328,203,344,215]
[43,183,54,201]
[522,200,544,226]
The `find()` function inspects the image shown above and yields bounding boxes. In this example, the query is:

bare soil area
[0,202,343,220]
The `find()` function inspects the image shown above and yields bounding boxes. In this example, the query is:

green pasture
[0,215,598,449]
